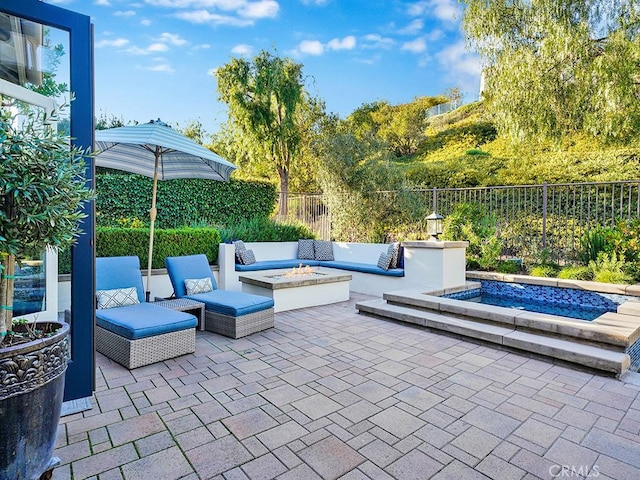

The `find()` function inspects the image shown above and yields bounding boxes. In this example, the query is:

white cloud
[175,10,253,27]
[327,36,356,51]
[298,40,324,55]
[157,32,189,46]
[95,38,130,48]
[435,41,481,76]
[362,34,395,50]
[301,0,330,5]
[399,19,423,35]
[148,43,169,52]
[239,0,279,19]
[140,19,152,26]
[145,63,175,73]
[193,43,212,50]
[401,37,427,53]
[426,29,444,42]
[231,44,253,55]
[114,10,136,17]
[407,0,460,24]
[94,0,111,6]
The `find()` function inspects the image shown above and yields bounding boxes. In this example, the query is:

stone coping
[467,271,640,296]
[238,268,352,290]
[401,240,469,249]
[384,283,640,348]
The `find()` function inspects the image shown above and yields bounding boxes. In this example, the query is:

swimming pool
[445,280,632,321]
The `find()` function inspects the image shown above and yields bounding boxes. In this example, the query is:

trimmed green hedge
[58,227,220,273]
[96,173,277,228]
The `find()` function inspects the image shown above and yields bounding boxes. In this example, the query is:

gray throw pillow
[96,287,140,309]
[387,242,400,269]
[233,240,247,263]
[239,249,256,265]
[314,240,334,261]
[377,252,392,271]
[297,239,315,260]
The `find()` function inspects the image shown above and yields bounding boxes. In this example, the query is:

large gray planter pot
[0,321,69,480]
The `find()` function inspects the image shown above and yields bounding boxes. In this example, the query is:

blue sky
[47,0,481,134]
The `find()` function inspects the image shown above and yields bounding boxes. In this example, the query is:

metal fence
[275,180,640,262]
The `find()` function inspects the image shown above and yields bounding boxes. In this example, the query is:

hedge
[58,227,220,273]
[96,173,277,228]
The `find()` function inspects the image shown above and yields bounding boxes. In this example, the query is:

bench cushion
[186,290,275,317]
[96,303,197,340]
[321,260,405,277]
[235,259,321,271]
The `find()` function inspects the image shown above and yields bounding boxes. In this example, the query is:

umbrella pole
[146,151,160,302]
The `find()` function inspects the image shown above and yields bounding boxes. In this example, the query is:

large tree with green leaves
[215,51,311,215]
[463,0,640,143]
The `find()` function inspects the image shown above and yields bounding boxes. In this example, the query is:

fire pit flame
[284,264,316,278]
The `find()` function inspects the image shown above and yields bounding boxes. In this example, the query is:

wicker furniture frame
[204,308,275,339]
[154,298,206,331]
[95,325,196,369]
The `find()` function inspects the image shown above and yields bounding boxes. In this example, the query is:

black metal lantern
[426,211,444,240]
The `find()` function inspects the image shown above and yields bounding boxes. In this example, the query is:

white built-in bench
[218,241,468,297]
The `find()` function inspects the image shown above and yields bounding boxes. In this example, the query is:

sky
[45,0,482,134]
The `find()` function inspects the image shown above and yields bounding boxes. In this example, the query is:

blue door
[1,0,95,402]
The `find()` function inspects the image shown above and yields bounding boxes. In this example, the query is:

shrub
[557,266,593,280]
[58,227,220,273]
[588,252,632,284]
[96,173,277,228]
[496,260,521,274]
[217,217,315,243]
[529,265,560,277]
[577,228,608,265]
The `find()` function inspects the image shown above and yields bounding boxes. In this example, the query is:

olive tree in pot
[0,107,93,480]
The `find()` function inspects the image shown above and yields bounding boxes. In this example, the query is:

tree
[215,50,309,215]
[463,0,640,142]
[371,96,446,156]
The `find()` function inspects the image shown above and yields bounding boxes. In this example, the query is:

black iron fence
[275,180,640,262]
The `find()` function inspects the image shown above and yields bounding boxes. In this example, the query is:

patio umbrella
[95,119,237,301]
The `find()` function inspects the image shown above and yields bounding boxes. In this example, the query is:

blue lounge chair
[165,254,274,339]
[96,256,197,368]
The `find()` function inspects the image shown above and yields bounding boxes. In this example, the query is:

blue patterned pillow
[314,240,334,261]
[377,252,392,271]
[96,287,139,309]
[185,277,214,295]
[297,239,315,260]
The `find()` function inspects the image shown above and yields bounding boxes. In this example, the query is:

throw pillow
[297,239,315,260]
[96,287,139,309]
[233,240,247,263]
[185,277,214,295]
[387,242,400,269]
[240,248,256,265]
[314,240,334,261]
[377,252,392,271]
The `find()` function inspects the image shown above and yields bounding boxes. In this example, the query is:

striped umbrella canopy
[95,119,237,301]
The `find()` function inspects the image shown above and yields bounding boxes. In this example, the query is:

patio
[53,294,640,480]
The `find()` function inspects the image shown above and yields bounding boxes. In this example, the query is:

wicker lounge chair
[96,256,198,369]
[165,254,275,339]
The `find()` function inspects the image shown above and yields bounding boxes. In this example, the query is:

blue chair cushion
[96,256,146,303]
[96,303,197,340]
[235,259,321,271]
[166,254,217,297]
[321,260,405,277]
[186,290,274,317]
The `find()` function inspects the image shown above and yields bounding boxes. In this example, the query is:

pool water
[463,293,607,321]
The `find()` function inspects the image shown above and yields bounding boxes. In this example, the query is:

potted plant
[0,106,93,480]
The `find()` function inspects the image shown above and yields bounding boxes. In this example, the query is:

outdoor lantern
[425,211,444,240]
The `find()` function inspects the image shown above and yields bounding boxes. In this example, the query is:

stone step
[618,301,640,316]
[356,298,630,374]
[383,290,640,349]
